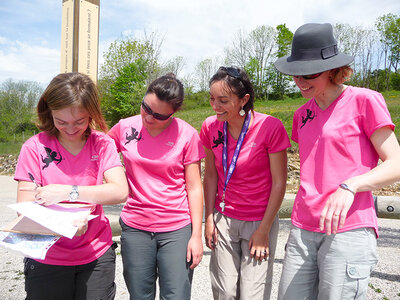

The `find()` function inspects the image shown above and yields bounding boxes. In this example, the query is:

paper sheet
[0,231,60,260]
[8,202,93,239]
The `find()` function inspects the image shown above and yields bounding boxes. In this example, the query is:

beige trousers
[210,211,279,300]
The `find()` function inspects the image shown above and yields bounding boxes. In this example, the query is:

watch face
[70,191,79,200]
[69,186,79,201]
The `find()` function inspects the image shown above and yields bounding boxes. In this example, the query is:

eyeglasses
[293,73,323,80]
[141,100,174,121]
[219,66,242,80]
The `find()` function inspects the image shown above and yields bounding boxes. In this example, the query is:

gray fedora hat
[274,23,354,76]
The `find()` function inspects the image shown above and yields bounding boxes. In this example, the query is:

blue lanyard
[220,111,251,212]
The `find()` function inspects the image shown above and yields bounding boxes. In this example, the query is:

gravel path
[1,175,399,299]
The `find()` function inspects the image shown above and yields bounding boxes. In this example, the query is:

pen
[28,172,40,188]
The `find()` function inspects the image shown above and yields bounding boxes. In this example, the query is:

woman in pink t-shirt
[275,23,400,300]
[200,67,290,299]
[14,72,128,300]
[108,73,204,300]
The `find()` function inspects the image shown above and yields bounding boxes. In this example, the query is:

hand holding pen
[20,173,68,206]
[28,172,40,189]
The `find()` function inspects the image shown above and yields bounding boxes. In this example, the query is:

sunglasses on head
[293,72,323,80]
[219,66,242,80]
[141,100,174,121]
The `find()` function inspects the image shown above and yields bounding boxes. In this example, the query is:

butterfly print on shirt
[41,147,63,170]
[125,127,143,145]
[212,130,224,148]
[300,109,316,128]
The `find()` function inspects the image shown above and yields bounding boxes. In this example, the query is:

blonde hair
[329,66,353,85]
[37,72,107,137]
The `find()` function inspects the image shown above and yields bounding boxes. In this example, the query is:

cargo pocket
[342,263,373,299]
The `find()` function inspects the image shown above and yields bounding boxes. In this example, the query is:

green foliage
[390,72,400,90]
[375,13,400,90]
[99,35,161,126]
[271,24,294,99]
[183,90,210,110]
[367,69,388,92]
[0,79,42,144]
[105,60,148,126]
[1,91,400,156]
[99,37,159,84]
[275,24,293,58]
[376,14,400,71]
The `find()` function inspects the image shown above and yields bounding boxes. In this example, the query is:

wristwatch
[339,183,356,196]
[69,185,79,202]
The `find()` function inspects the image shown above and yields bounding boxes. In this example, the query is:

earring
[239,107,245,117]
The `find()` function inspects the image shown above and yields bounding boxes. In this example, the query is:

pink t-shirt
[108,116,205,232]
[14,130,122,265]
[292,86,395,236]
[200,112,291,221]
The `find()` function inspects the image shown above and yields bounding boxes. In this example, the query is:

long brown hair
[37,72,107,138]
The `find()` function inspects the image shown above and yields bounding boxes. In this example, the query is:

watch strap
[339,183,356,195]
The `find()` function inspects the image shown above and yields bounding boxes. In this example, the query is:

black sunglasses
[219,66,242,80]
[293,72,323,80]
[141,100,174,121]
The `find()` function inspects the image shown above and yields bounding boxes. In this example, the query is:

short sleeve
[14,137,41,184]
[266,117,291,153]
[200,118,211,149]
[361,92,395,138]
[97,134,123,173]
[291,110,299,143]
[183,127,206,165]
[108,122,122,152]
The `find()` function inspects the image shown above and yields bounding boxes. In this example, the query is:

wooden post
[60,0,100,83]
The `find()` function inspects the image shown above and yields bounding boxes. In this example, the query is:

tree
[0,79,42,142]
[272,24,293,99]
[376,14,400,89]
[195,58,219,92]
[161,56,186,77]
[224,29,248,69]
[334,23,378,88]
[224,25,277,98]
[99,33,163,125]
[247,25,276,98]
[106,59,148,125]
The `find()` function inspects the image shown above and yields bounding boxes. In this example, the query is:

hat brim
[274,53,354,76]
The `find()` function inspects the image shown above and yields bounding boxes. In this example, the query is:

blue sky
[0,0,399,85]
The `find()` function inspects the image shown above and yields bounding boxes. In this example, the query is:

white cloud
[0,40,59,84]
[0,0,399,83]
[0,36,8,45]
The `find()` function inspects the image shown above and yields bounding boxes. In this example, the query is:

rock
[0,154,17,176]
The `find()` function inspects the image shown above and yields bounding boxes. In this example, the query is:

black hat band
[290,44,338,61]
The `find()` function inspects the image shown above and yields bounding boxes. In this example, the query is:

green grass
[1,91,399,156]
[179,92,400,143]
[0,141,26,156]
